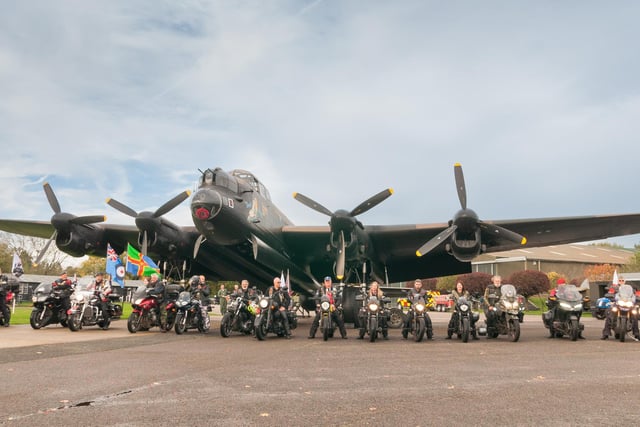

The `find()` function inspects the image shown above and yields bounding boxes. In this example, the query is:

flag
[280,270,287,290]
[612,269,619,285]
[11,253,23,277]
[126,243,160,277]
[106,243,125,287]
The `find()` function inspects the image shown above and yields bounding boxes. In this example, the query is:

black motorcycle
[542,284,585,341]
[30,283,72,329]
[254,295,297,340]
[68,286,122,331]
[451,296,479,342]
[483,284,521,342]
[610,284,639,343]
[317,294,339,341]
[174,290,210,334]
[402,295,433,342]
[356,293,390,342]
[220,296,257,337]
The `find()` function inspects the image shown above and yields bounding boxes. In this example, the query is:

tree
[622,248,640,273]
[0,231,70,274]
[436,275,457,292]
[77,256,108,276]
[455,272,492,296]
[583,264,617,283]
[506,270,549,297]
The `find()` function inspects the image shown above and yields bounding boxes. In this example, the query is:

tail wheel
[220,313,233,337]
[127,312,141,333]
[508,319,521,342]
[461,317,470,343]
[415,317,425,342]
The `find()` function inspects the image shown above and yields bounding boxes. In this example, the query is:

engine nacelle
[448,229,483,262]
[55,227,104,257]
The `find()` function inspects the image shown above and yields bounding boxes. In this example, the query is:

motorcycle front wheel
[68,312,82,332]
[508,319,521,342]
[619,317,627,343]
[127,312,141,333]
[569,319,579,341]
[30,308,50,329]
[255,316,268,341]
[322,316,331,341]
[461,317,470,343]
[220,313,233,337]
[175,313,187,335]
[415,317,425,342]
[369,317,378,343]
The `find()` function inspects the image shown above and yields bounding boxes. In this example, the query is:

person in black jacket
[0,273,11,326]
[268,276,291,338]
[308,276,347,339]
[402,279,427,339]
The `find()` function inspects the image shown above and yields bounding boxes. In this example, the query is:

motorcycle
[0,291,14,326]
[68,284,122,331]
[174,290,210,334]
[220,296,257,337]
[542,284,585,341]
[254,295,297,340]
[450,296,479,342]
[483,284,521,342]
[402,295,433,342]
[610,284,639,343]
[30,282,72,329]
[593,295,612,320]
[356,292,390,342]
[317,294,339,341]
[127,285,171,333]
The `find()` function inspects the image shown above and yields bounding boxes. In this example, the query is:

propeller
[34,182,106,266]
[106,190,191,255]
[293,188,393,280]
[416,163,527,258]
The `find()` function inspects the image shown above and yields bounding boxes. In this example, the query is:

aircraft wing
[483,213,640,251]
[0,219,55,239]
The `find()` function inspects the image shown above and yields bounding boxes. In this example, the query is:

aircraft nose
[191,188,223,221]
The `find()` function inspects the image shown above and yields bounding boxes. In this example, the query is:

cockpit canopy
[199,168,271,201]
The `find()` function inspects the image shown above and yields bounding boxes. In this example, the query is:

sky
[1,1,640,251]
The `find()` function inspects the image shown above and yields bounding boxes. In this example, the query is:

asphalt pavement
[1,312,639,426]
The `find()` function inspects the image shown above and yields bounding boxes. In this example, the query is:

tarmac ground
[1,312,639,426]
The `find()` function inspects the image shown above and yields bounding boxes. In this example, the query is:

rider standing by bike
[53,271,74,315]
[308,276,347,339]
[87,272,112,323]
[447,281,478,339]
[402,279,427,339]
[268,277,292,339]
[483,275,502,337]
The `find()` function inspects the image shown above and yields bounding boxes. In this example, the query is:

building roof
[474,244,634,265]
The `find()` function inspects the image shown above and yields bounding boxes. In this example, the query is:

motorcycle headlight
[176,300,187,308]
[259,298,269,309]
[459,304,469,312]
[32,296,37,303]
[619,301,634,309]
[321,301,331,311]
[575,303,583,311]
[415,303,425,313]
[368,303,379,312]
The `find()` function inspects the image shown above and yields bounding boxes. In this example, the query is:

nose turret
[191,187,223,222]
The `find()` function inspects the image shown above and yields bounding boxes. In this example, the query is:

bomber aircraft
[2,163,640,320]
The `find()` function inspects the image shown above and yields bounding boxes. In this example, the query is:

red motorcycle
[0,291,15,326]
[127,285,172,333]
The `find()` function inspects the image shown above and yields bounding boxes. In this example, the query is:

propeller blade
[34,231,57,266]
[106,198,138,218]
[193,235,206,259]
[336,231,346,281]
[350,188,394,217]
[154,190,191,217]
[480,222,527,245]
[70,215,106,225]
[292,192,333,216]
[416,225,457,257]
[454,163,467,210]
[43,182,61,214]
[142,231,148,256]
